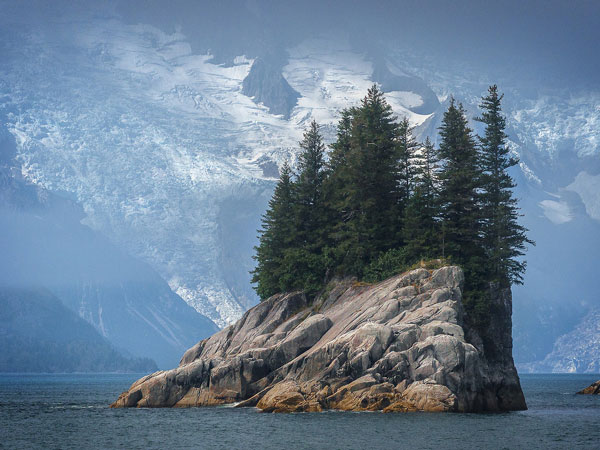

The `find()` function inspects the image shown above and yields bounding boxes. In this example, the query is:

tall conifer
[278,120,329,295]
[437,98,488,324]
[251,162,296,299]
[402,137,440,260]
[397,117,420,206]
[294,119,327,248]
[437,98,482,266]
[476,85,534,285]
[329,85,401,275]
[251,86,532,314]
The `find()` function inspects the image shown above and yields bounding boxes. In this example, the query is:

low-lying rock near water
[577,380,600,395]
[112,266,526,412]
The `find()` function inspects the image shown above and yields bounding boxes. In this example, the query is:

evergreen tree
[251,162,296,300]
[294,119,327,248]
[328,85,402,275]
[281,120,328,295]
[402,137,440,261]
[437,98,488,323]
[397,117,420,206]
[437,98,482,266]
[475,85,534,285]
[251,85,533,319]
[419,137,440,219]
[322,108,356,274]
[327,108,356,175]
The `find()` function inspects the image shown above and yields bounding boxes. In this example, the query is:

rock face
[518,308,600,374]
[577,380,600,395]
[112,266,526,412]
[242,57,301,119]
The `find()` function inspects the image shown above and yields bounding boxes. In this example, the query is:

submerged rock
[112,266,527,412]
[577,380,600,395]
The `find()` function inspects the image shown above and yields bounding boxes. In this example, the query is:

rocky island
[113,85,531,413]
[112,266,526,412]
[577,380,600,395]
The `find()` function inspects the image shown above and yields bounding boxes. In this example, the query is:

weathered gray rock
[577,380,600,395]
[112,266,527,412]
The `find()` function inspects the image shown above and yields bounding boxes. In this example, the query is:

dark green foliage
[322,107,356,257]
[436,98,488,325]
[326,85,403,275]
[402,137,440,262]
[252,84,532,336]
[327,108,356,175]
[475,85,535,286]
[252,121,328,299]
[251,162,296,299]
[287,120,328,294]
[437,98,483,266]
[278,247,327,296]
[397,117,421,206]
[294,119,328,252]
[363,248,410,283]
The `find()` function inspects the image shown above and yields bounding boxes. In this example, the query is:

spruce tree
[251,162,296,300]
[294,119,327,248]
[327,108,356,175]
[322,108,356,273]
[397,117,420,206]
[252,85,533,317]
[419,137,440,222]
[476,85,534,285]
[437,98,487,324]
[402,137,440,261]
[280,120,328,295]
[328,85,402,275]
[437,98,482,265]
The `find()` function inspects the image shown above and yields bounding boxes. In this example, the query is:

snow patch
[283,38,432,128]
[511,95,600,158]
[567,171,600,222]
[539,199,573,224]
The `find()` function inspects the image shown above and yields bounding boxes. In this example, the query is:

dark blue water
[0,373,598,449]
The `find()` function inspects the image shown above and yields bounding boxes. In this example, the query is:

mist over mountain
[0,287,157,373]
[0,120,217,369]
[0,0,598,371]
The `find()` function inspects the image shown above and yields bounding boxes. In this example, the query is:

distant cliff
[112,267,526,412]
[518,307,600,374]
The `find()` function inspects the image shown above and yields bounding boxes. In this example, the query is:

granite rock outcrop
[112,266,526,412]
[577,380,600,395]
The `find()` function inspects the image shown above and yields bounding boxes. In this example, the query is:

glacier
[0,11,443,326]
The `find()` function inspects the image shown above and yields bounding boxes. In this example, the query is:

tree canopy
[251,84,532,331]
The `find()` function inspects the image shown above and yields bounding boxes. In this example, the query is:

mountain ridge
[0,287,157,373]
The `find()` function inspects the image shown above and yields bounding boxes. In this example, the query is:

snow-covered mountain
[518,307,600,374]
[0,120,218,369]
[1,1,598,369]
[0,8,441,326]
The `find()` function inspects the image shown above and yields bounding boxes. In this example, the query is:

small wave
[50,405,103,410]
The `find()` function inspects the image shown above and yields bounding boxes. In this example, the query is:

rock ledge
[112,266,526,412]
[577,380,600,395]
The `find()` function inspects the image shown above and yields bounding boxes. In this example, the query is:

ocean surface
[0,373,598,449]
